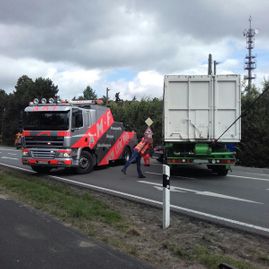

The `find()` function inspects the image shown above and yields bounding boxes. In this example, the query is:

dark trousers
[122,149,143,177]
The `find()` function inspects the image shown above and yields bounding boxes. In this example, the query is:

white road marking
[146,171,162,176]
[1,156,19,160]
[8,153,18,156]
[228,174,269,182]
[170,204,269,234]
[0,161,269,235]
[145,171,199,180]
[146,170,269,183]
[0,162,33,173]
[139,180,263,204]
[232,170,269,177]
[153,185,185,193]
[0,148,20,152]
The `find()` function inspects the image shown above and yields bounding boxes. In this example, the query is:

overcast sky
[0,0,268,100]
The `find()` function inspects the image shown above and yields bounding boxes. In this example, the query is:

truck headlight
[56,150,72,158]
[63,152,71,158]
[22,150,30,157]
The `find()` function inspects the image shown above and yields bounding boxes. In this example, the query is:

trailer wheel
[214,166,228,176]
[31,166,51,174]
[76,151,94,174]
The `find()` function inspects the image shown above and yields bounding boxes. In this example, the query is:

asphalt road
[1,146,269,237]
[0,195,152,269]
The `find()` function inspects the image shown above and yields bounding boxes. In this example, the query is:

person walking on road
[121,132,153,178]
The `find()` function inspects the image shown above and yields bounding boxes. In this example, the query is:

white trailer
[163,75,241,176]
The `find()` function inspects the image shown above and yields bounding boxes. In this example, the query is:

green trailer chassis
[165,143,236,176]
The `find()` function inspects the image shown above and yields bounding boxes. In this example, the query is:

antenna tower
[243,16,258,89]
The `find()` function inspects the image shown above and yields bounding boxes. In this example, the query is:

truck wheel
[121,147,132,164]
[31,166,51,174]
[76,151,94,174]
[215,166,228,176]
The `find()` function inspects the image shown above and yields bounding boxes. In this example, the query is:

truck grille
[31,150,56,159]
[24,136,64,148]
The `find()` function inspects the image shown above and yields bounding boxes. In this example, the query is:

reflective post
[163,164,170,229]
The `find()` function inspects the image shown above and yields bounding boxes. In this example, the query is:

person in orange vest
[142,127,153,166]
[15,132,22,149]
[121,134,153,178]
[142,151,150,166]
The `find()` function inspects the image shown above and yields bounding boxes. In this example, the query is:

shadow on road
[170,165,229,180]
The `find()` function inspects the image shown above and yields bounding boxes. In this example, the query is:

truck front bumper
[21,148,79,167]
[22,158,74,167]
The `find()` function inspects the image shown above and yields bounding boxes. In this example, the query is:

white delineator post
[163,164,170,229]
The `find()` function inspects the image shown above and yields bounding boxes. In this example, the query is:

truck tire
[214,166,228,176]
[31,166,52,174]
[121,146,132,164]
[76,151,94,174]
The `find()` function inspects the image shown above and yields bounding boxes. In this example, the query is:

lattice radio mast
[243,16,258,89]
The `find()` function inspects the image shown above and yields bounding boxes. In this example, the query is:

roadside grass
[0,167,267,269]
[164,242,257,269]
[0,169,122,227]
[193,245,255,269]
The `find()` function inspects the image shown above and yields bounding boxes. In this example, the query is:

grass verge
[0,167,268,269]
[0,168,122,227]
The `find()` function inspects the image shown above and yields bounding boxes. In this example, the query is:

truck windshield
[24,111,70,130]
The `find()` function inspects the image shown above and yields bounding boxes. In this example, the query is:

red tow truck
[21,98,137,173]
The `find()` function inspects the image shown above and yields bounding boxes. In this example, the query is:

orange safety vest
[135,139,151,155]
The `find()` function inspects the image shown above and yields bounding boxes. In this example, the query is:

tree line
[0,75,269,167]
[0,75,58,145]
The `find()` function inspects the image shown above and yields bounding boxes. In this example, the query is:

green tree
[75,86,97,100]
[238,82,269,167]
[0,89,8,144]
[2,76,58,145]
[83,86,97,100]
[110,97,163,145]
[33,77,58,99]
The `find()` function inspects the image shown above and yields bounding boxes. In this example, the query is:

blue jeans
[122,149,143,177]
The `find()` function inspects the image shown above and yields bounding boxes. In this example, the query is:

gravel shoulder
[87,190,269,269]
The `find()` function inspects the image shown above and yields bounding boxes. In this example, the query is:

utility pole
[243,16,258,90]
[208,54,212,75]
[213,60,220,75]
[208,54,220,75]
[106,88,110,105]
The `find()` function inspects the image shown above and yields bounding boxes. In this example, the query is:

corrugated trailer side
[213,75,241,142]
[163,75,241,142]
[163,74,241,176]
